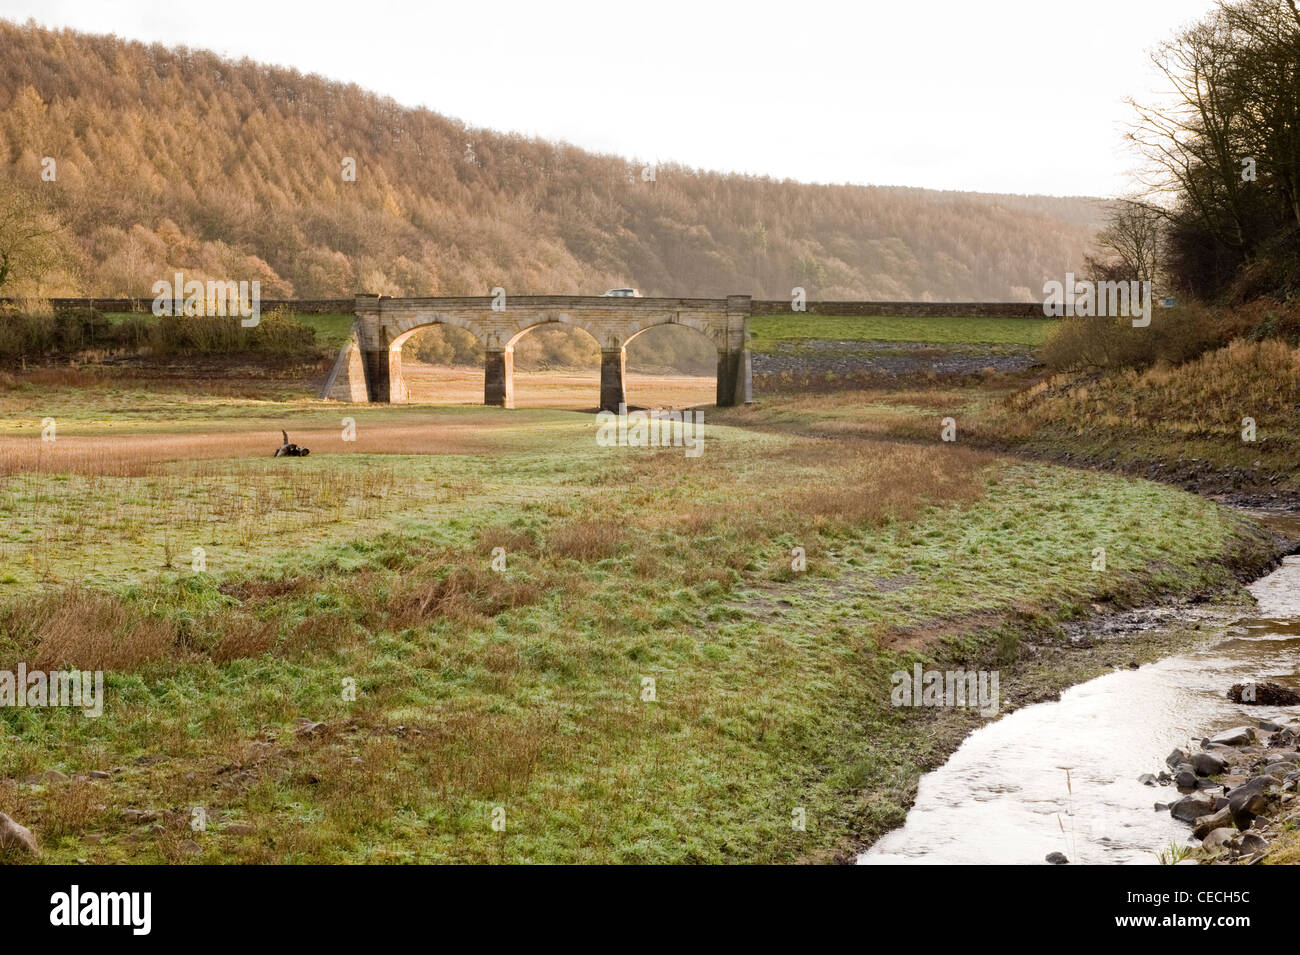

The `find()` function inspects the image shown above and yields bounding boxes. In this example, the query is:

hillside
[0,20,1104,301]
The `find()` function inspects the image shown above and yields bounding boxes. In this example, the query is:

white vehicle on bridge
[602,288,642,297]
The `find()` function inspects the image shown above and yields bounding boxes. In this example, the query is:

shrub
[1041,305,1227,372]
[149,307,315,356]
[0,305,316,360]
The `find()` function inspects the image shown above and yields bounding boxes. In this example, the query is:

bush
[0,306,116,359]
[0,305,317,361]
[1041,304,1229,372]
[139,307,316,356]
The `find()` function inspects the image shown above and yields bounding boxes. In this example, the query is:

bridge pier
[715,348,752,406]
[361,348,390,402]
[716,350,740,407]
[485,348,514,408]
[599,349,625,413]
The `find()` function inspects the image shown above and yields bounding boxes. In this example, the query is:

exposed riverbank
[0,377,1282,863]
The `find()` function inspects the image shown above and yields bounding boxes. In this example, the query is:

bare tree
[1127,14,1253,250]
[1086,199,1166,284]
[1219,0,1300,230]
[1126,0,1300,296]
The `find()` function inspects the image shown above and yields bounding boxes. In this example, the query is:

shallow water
[860,513,1300,865]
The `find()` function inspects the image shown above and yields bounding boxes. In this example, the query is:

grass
[0,369,1275,864]
[749,314,1058,352]
[996,339,1300,492]
[905,339,1299,498]
[288,313,355,349]
[734,333,1300,500]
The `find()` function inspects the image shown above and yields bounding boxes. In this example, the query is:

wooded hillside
[0,20,1104,301]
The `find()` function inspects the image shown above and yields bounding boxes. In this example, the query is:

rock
[180,839,201,855]
[84,834,102,844]
[1171,794,1218,822]
[0,813,38,855]
[1259,721,1284,732]
[1166,748,1189,769]
[1238,832,1269,855]
[1265,763,1297,778]
[1229,790,1273,829]
[1208,726,1257,747]
[1202,828,1238,851]
[1138,773,1159,786]
[224,823,255,837]
[42,770,69,783]
[1175,770,1198,790]
[1192,752,1229,776]
[1228,775,1281,796]
[1193,806,1234,839]
[1228,682,1300,706]
[88,770,112,780]
[1045,851,1069,865]
[294,720,326,738]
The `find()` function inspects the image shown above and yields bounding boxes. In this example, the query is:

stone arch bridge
[323,294,752,411]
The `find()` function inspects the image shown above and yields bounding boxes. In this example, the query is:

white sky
[2,0,1218,197]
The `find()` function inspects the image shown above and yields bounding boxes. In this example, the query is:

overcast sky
[3,0,1218,197]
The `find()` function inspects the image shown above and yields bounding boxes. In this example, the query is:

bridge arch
[622,315,725,351]
[326,294,752,410]
[621,320,721,409]
[387,317,486,404]
[386,318,490,405]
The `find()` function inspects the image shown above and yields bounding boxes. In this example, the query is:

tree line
[1094,0,1300,301]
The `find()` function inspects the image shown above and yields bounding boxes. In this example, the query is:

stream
[860,511,1300,865]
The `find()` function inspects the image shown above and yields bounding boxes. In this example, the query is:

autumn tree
[0,179,70,295]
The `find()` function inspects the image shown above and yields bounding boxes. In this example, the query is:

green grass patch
[749,314,1058,352]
